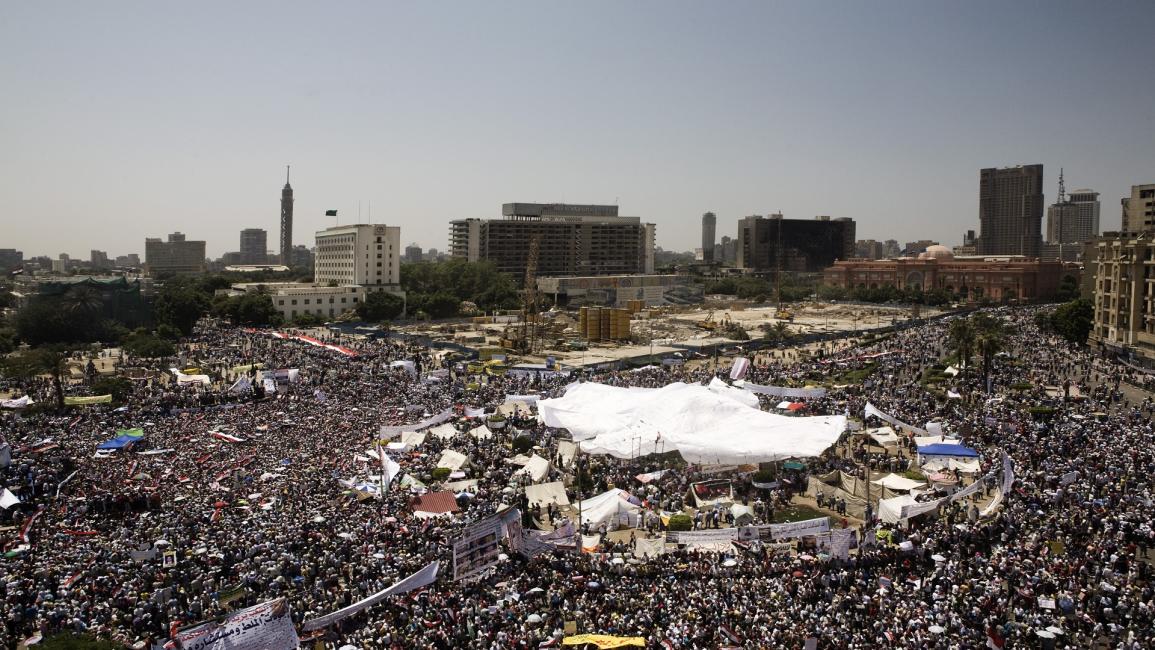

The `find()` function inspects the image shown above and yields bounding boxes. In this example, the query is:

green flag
[325,209,338,216]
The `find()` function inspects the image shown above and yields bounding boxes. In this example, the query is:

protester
[0,309,1152,649]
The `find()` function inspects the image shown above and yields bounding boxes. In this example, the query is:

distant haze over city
[1,1,1152,258]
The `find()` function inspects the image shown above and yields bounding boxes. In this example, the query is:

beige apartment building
[1088,232,1155,364]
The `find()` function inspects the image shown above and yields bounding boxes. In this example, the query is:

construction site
[400,299,946,370]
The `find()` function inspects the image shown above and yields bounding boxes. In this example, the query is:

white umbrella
[526,614,543,624]
[931,554,946,562]
[611,557,624,565]
[722,559,738,567]
[928,625,945,634]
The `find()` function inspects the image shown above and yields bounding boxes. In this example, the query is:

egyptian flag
[986,626,1005,649]
[720,624,742,644]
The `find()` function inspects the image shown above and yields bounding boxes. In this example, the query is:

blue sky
[2,1,1152,258]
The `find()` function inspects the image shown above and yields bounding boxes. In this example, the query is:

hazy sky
[2,1,1153,259]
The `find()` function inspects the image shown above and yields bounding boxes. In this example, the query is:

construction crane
[519,235,541,353]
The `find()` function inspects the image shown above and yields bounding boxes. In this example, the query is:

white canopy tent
[517,455,551,483]
[429,424,458,441]
[578,488,641,528]
[469,425,494,440]
[524,481,570,508]
[864,427,899,448]
[538,380,846,464]
[435,450,469,472]
[871,473,926,492]
[400,431,427,447]
[877,494,919,524]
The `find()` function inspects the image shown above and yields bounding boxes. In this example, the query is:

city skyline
[2,2,1153,258]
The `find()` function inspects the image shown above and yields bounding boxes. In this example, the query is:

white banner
[949,478,984,503]
[174,598,299,650]
[1001,450,1014,496]
[765,516,830,540]
[742,383,827,398]
[817,528,854,560]
[380,449,401,490]
[301,561,439,631]
[378,408,454,436]
[261,378,276,393]
[0,395,34,409]
[1060,470,1078,486]
[864,402,927,435]
[667,528,739,544]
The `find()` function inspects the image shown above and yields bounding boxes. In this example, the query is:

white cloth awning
[469,425,494,440]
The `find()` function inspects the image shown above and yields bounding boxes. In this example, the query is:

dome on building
[918,244,954,260]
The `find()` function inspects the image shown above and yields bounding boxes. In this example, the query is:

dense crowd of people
[1,307,1153,649]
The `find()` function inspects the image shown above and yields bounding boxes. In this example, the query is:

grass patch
[832,362,878,385]
[903,469,926,481]
[772,504,828,524]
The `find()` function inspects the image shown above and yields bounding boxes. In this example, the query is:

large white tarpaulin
[301,561,439,631]
[878,494,919,523]
[864,427,899,448]
[174,599,299,650]
[539,381,845,464]
[428,423,459,440]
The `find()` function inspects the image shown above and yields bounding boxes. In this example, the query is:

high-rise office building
[280,167,294,266]
[1046,183,1100,248]
[144,232,206,275]
[90,250,110,269]
[449,203,655,277]
[1121,184,1155,233]
[736,214,855,272]
[701,212,716,264]
[314,224,401,292]
[240,228,268,265]
[405,244,423,263]
[0,249,24,273]
[978,164,1044,257]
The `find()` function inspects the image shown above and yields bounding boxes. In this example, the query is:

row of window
[277,296,360,306]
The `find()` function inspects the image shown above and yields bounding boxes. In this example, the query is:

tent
[922,457,981,473]
[435,450,469,472]
[730,503,754,525]
[870,473,925,492]
[469,425,494,440]
[525,481,570,508]
[96,429,145,451]
[517,455,551,483]
[400,431,427,447]
[864,426,899,448]
[539,381,846,464]
[913,435,958,448]
[428,424,458,441]
[578,489,641,529]
[411,491,459,518]
[877,494,919,524]
[917,442,980,466]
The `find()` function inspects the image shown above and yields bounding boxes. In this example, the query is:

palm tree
[64,285,104,316]
[971,313,1005,391]
[948,318,975,374]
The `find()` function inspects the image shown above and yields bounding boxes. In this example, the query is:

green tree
[357,291,405,322]
[1050,298,1093,345]
[230,292,282,326]
[948,317,975,373]
[1054,274,1080,302]
[292,311,325,327]
[422,292,461,319]
[154,282,210,335]
[122,330,176,358]
[2,345,74,409]
[816,284,848,301]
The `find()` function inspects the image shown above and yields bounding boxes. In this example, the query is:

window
[291,299,297,305]
[277,300,284,305]
[304,299,310,305]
